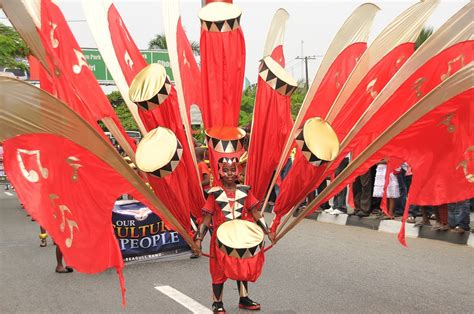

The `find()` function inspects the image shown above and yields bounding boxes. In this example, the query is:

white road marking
[154,285,212,314]
[4,192,13,196]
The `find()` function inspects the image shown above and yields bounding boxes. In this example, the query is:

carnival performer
[193,156,275,313]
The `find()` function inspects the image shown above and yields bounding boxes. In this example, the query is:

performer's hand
[268,232,276,244]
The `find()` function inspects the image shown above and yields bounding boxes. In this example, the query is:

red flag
[36,0,135,152]
[136,83,205,225]
[3,134,138,305]
[107,4,148,85]
[199,2,245,128]
[271,43,367,229]
[176,17,203,123]
[245,57,296,200]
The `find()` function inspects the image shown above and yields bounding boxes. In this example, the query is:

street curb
[300,211,473,247]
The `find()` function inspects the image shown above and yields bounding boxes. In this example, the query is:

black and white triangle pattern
[150,139,183,178]
[217,237,263,259]
[209,185,250,221]
[201,15,241,32]
[206,135,243,153]
[295,129,326,167]
[258,59,297,97]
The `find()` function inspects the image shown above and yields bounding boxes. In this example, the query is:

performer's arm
[194,213,212,255]
[250,205,276,244]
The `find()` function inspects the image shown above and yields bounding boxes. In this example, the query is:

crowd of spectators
[311,161,472,234]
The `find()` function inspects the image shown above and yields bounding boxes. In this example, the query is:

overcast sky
[1,0,469,85]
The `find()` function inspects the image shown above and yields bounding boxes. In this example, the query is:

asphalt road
[1,189,473,313]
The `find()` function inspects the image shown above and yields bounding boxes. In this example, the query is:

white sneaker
[330,209,345,215]
[324,208,334,214]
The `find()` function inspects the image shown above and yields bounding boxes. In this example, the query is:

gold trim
[259,56,297,96]
[129,64,172,110]
[199,2,241,32]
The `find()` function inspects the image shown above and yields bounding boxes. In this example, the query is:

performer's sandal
[212,302,226,313]
[239,297,261,310]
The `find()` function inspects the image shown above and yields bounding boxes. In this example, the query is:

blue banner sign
[112,200,190,262]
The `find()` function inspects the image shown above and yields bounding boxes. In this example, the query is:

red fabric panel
[38,0,134,148]
[107,4,204,225]
[270,43,367,229]
[177,17,203,124]
[326,41,474,194]
[107,4,148,85]
[330,43,414,142]
[200,28,245,128]
[304,43,366,121]
[3,134,139,303]
[27,55,40,81]
[245,75,293,201]
[270,45,285,67]
[137,90,205,225]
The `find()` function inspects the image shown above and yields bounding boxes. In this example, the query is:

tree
[148,32,200,55]
[238,81,308,127]
[415,27,434,50]
[106,91,138,131]
[0,24,29,71]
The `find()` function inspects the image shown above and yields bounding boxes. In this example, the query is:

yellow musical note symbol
[17,149,49,183]
[65,219,79,248]
[456,146,474,183]
[439,113,456,133]
[441,55,465,81]
[49,22,59,48]
[72,49,90,74]
[366,78,378,99]
[412,77,426,98]
[66,156,82,182]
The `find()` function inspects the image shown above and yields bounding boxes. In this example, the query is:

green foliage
[415,27,434,50]
[106,91,138,131]
[238,82,308,126]
[148,32,200,55]
[0,24,29,71]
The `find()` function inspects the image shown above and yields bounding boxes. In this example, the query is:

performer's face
[220,163,238,183]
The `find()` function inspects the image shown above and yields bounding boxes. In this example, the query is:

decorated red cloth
[200,15,245,128]
[271,43,367,231]
[107,4,205,226]
[176,17,203,124]
[107,4,148,85]
[245,61,294,201]
[139,89,205,229]
[38,0,134,148]
[2,134,151,305]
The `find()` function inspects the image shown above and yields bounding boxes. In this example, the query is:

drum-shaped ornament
[205,126,246,154]
[259,56,298,96]
[135,127,183,178]
[295,117,340,166]
[199,2,242,33]
[215,219,265,282]
[129,64,172,111]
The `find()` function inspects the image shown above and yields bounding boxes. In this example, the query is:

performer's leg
[55,246,73,273]
[212,283,224,302]
[238,281,261,311]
